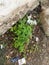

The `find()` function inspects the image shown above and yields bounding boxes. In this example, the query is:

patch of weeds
[10,16,33,53]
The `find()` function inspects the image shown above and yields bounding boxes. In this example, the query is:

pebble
[0,22,3,26]
[35,37,39,42]
[10,51,14,55]
[18,58,26,65]
[12,22,15,25]
[43,44,46,48]
[28,57,31,61]
[0,44,4,49]
[33,20,37,25]
[6,55,11,59]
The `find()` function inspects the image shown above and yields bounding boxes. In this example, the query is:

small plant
[10,16,32,52]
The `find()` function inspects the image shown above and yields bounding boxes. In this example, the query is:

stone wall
[0,0,39,35]
[40,8,49,36]
[0,0,49,35]
[39,0,49,36]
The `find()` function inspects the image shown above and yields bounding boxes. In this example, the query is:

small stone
[12,22,15,25]
[0,44,3,49]
[33,20,37,25]
[33,15,37,19]
[28,57,31,61]
[32,41,34,43]
[10,51,14,55]
[18,58,26,65]
[6,55,11,59]
[35,37,39,42]
[43,44,46,48]
[0,22,3,26]
[27,50,29,53]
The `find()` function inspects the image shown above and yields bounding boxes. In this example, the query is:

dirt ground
[0,24,49,65]
[0,5,49,65]
[26,25,49,65]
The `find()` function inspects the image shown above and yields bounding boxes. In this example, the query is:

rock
[0,44,3,49]
[18,58,26,65]
[6,55,11,59]
[28,57,31,61]
[40,8,49,36]
[0,0,39,35]
[35,37,39,42]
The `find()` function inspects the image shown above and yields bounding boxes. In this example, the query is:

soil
[0,5,49,65]
[0,24,49,65]
[26,25,49,65]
